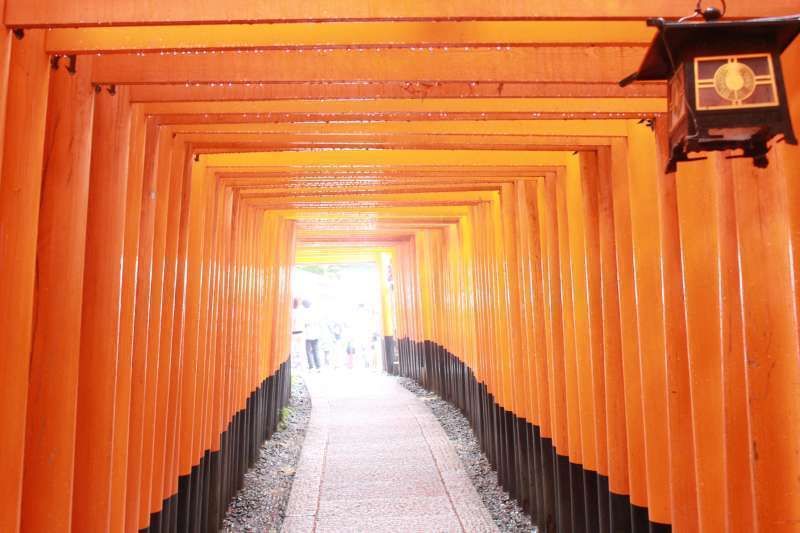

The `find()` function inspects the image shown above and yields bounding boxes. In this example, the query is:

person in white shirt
[301,299,321,370]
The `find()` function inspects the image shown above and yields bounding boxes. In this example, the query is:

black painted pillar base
[395,340,673,533]
[383,335,397,375]
[140,361,292,533]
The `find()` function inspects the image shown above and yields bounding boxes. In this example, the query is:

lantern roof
[620,15,800,85]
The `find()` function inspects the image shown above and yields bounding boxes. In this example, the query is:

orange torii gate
[0,2,798,532]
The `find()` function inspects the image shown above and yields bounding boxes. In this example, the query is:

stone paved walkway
[283,371,498,533]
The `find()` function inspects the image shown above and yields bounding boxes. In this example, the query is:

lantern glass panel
[694,54,779,110]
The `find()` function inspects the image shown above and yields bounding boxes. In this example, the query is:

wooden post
[164,147,194,528]
[151,143,189,521]
[124,117,161,532]
[537,175,572,530]
[72,86,132,532]
[578,150,609,530]
[609,136,649,522]
[624,121,672,528]
[0,30,50,533]
[674,155,728,533]
[0,0,12,176]
[138,127,175,526]
[651,121,698,532]
[731,157,800,533]
[597,141,633,530]
[20,55,96,533]
[177,156,209,529]
[110,106,147,533]
[715,155,755,532]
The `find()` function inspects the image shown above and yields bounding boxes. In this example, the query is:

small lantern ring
[678,0,727,22]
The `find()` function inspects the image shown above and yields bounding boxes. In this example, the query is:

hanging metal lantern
[620,13,800,172]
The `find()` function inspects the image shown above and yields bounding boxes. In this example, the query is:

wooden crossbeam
[140,98,664,115]
[91,47,645,84]
[127,81,665,103]
[7,0,798,27]
[201,149,574,167]
[164,119,635,136]
[45,21,655,53]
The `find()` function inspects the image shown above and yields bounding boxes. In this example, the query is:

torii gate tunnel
[0,1,799,532]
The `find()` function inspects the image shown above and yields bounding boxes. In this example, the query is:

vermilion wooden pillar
[163,149,194,513]
[0,2,12,175]
[179,157,209,482]
[624,123,672,527]
[781,45,800,331]
[578,151,609,524]
[597,142,632,519]
[72,86,133,532]
[0,30,50,533]
[151,143,189,518]
[20,56,96,533]
[675,156,729,532]
[110,107,147,533]
[196,163,218,498]
[139,129,175,525]
[652,120,698,532]
[125,117,160,533]
[731,158,800,532]
[537,175,570,523]
[609,138,649,519]
[715,155,754,531]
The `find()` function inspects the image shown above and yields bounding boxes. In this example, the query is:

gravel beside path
[223,375,311,532]
[397,377,536,533]
[222,372,532,532]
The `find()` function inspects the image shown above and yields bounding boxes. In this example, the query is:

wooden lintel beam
[140,97,664,116]
[6,0,797,28]
[191,142,604,154]
[165,119,635,137]
[152,111,659,125]
[204,166,558,177]
[232,183,507,198]
[91,46,644,84]
[186,135,608,154]
[45,21,654,53]
[201,148,572,167]
[128,81,664,103]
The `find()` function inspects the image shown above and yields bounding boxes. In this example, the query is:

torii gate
[0,1,798,532]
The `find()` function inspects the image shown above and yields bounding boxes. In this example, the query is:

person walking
[302,299,321,370]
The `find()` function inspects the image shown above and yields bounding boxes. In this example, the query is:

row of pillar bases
[396,338,671,533]
[142,361,290,533]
